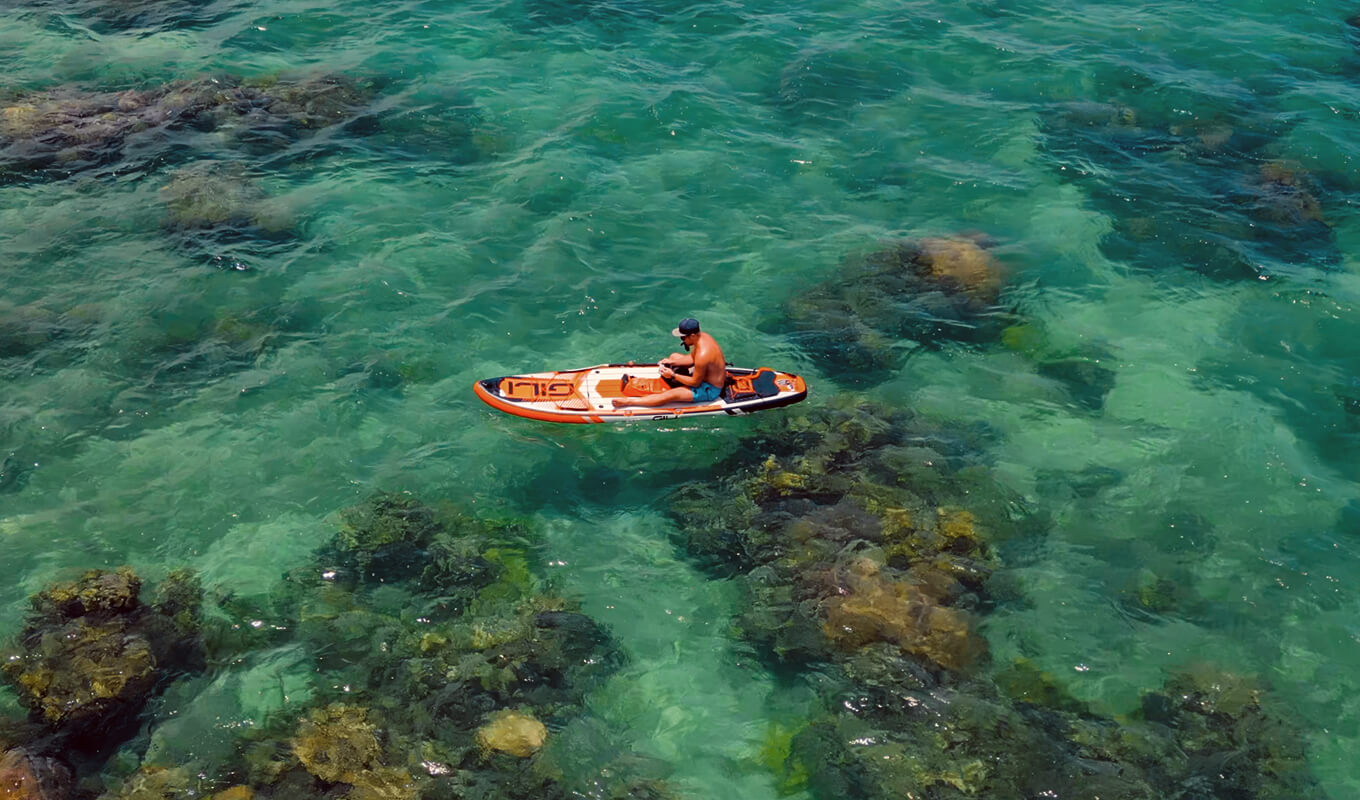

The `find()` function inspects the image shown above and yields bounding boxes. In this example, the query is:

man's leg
[613,386,694,408]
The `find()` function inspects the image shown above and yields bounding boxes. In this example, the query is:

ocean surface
[2,0,1359,796]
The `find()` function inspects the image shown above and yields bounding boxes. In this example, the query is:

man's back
[692,333,726,388]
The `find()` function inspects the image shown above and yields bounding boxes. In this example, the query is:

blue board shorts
[691,381,721,403]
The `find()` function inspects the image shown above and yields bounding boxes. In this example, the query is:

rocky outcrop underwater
[0,491,669,800]
[669,399,1328,799]
[1036,62,1341,282]
[774,233,1120,412]
[775,235,1014,382]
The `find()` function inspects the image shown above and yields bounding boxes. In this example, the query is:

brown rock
[5,617,156,730]
[476,710,547,758]
[291,704,382,784]
[822,558,985,672]
[915,237,1004,301]
[0,748,73,800]
[32,567,141,621]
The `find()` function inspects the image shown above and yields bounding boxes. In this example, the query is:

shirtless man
[613,317,726,408]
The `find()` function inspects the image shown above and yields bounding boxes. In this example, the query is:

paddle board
[473,363,807,423]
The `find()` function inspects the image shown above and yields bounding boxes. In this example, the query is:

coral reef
[0,491,647,799]
[778,235,1012,382]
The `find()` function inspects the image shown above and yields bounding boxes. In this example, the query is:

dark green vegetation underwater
[2,494,669,798]
[0,406,1330,798]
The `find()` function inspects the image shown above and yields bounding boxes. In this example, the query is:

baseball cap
[671,317,700,337]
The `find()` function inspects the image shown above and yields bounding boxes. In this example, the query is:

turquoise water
[2,0,1360,795]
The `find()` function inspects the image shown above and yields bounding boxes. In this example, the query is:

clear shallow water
[2,0,1360,795]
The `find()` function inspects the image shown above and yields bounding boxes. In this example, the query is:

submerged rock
[0,567,203,748]
[776,45,904,122]
[1002,322,1120,411]
[160,162,293,236]
[476,710,548,758]
[0,747,74,800]
[0,452,35,495]
[1038,91,1338,281]
[98,765,196,800]
[7,617,156,732]
[338,491,442,555]
[822,558,985,672]
[291,704,383,784]
[31,566,142,620]
[671,402,1328,800]
[0,74,378,181]
[328,491,444,585]
[0,303,61,359]
[781,235,1012,381]
[1035,353,1117,411]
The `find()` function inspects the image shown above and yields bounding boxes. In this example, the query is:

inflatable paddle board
[474,364,807,424]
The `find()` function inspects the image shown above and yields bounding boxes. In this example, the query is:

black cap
[671,317,700,337]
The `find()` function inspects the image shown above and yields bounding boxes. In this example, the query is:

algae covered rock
[160,162,293,236]
[1,567,204,745]
[780,234,1013,381]
[821,558,986,672]
[476,710,548,757]
[338,491,442,555]
[910,236,1006,302]
[6,618,156,730]
[291,704,382,784]
[31,566,142,620]
[348,766,419,800]
[152,568,203,631]
[0,75,378,182]
[98,765,195,800]
[331,491,444,584]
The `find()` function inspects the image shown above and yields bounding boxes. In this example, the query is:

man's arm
[664,343,717,387]
[659,363,700,387]
[661,351,694,368]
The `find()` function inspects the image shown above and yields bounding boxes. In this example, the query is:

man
[612,317,726,408]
